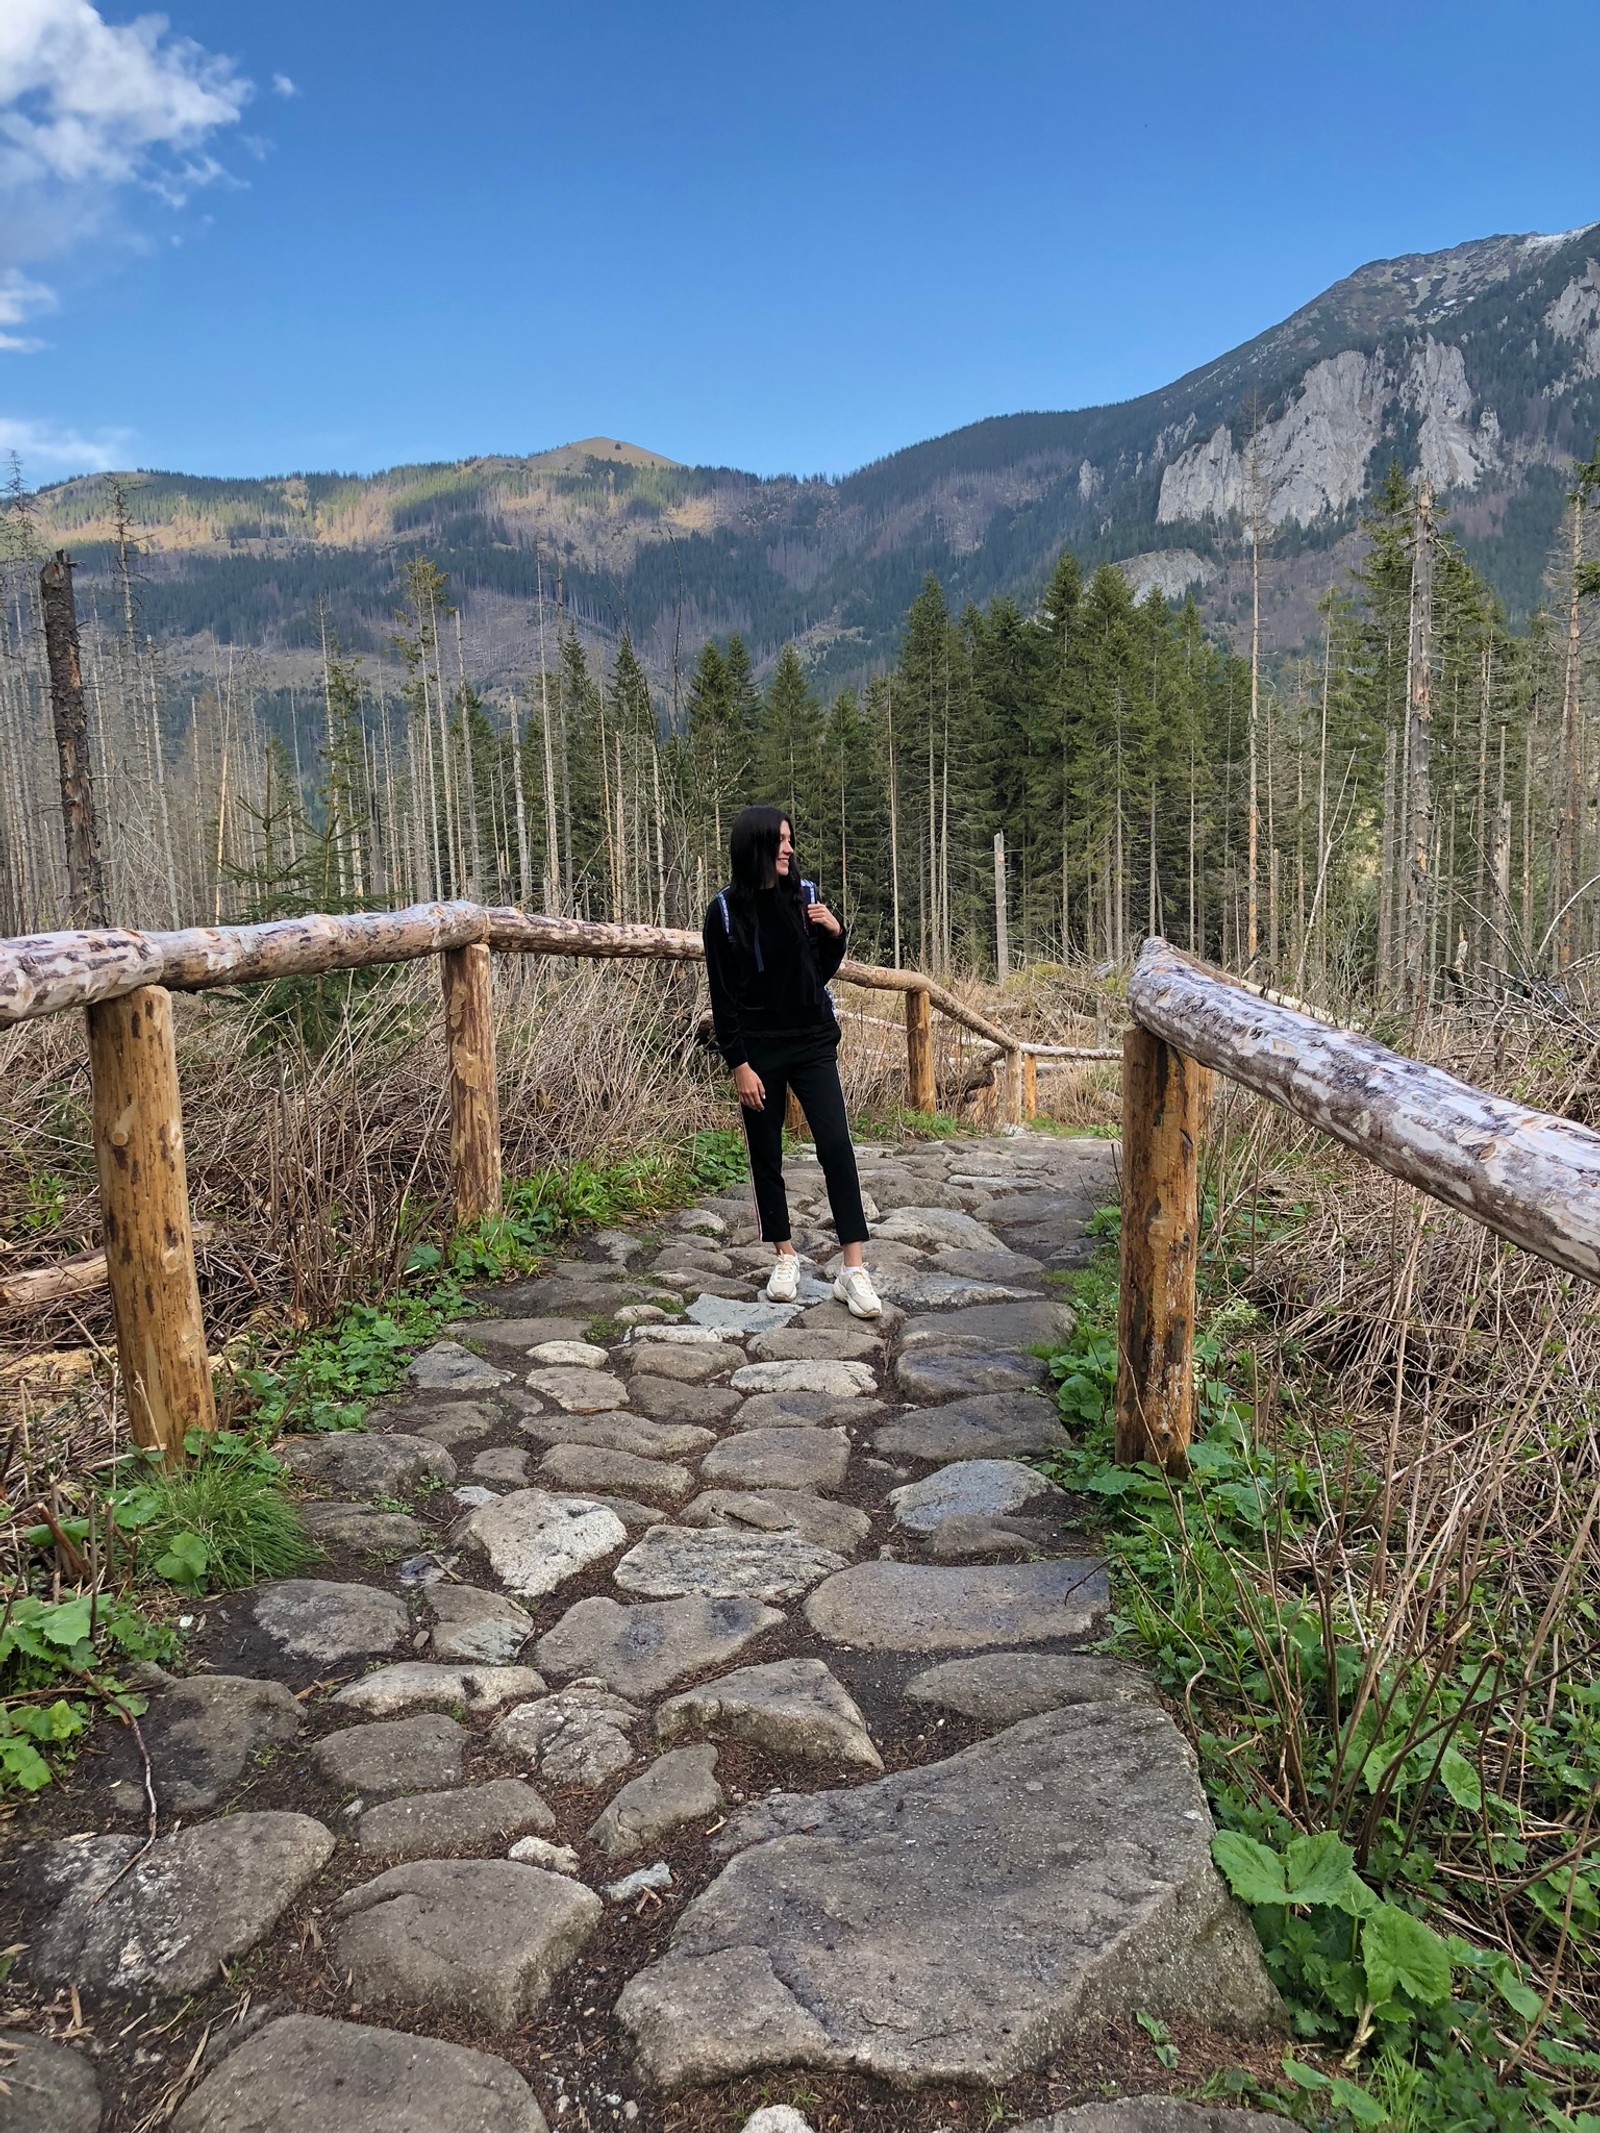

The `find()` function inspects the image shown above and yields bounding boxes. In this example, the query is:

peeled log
[86,985,215,1454]
[1129,938,1600,1283]
[0,903,486,1025]
[1117,1025,1205,1472]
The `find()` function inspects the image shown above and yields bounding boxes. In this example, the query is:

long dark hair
[727,805,804,909]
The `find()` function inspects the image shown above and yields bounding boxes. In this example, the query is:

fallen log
[1,1223,216,1310]
[1129,938,1600,1283]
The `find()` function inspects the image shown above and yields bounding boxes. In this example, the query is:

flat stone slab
[589,1744,722,1860]
[701,1426,851,1494]
[170,2014,549,2133]
[408,1340,513,1392]
[899,1298,1075,1351]
[523,1365,630,1412]
[616,1705,1279,2086]
[454,1490,627,1598]
[681,1488,871,1557]
[685,1293,800,1334]
[299,1501,425,1554]
[426,1583,534,1664]
[536,1443,695,1500]
[1013,2105,1294,2133]
[747,1326,881,1364]
[310,1713,466,1795]
[871,1391,1069,1461]
[797,1297,903,1336]
[906,1653,1160,1726]
[658,1658,881,1769]
[875,1207,1005,1250]
[629,1375,742,1425]
[470,1446,532,1485]
[730,1359,876,1397]
[620,1342,730,1383]
[458,1315,588,1350]
[876,1270,1036,1309]
[34,1812,334,1996]
[356,1777,555,1858]
[0,2033,102,2133]
[333,1859,601,2027]
[253,1579,409,1664]
[494,1684,640,1788]
[536,1594,783,1700]
[408,1402,495,1449]
[805,1559,1107,1651]
[895,1347,1050,1401]
[735,1388,884,1430]
[889,1459,1064,1534]
[520,1408,716,1461]
[282,1431,456,1496]
[333,1662,547,1718]
[527,1338,610,1367]
[105,1671,302,1819]
[625,1322,732,1347]
[614,1526,848,1603]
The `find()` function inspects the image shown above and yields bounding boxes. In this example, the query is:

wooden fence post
[905,986,935,1112]
[785,1087,807,1138]
[86,985,215,1458]
[442,943,502,1226]
[1022,1050,1038,1118]
[1116,1021,1205,1474]
[1003,1047,1025,1126]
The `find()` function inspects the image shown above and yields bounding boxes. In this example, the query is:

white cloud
[271,72,297,99]
[0,413,132,472]
[0,1,252,254]
[0,267,56,352]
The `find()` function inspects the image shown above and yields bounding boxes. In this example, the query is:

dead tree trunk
[39,551,108,927]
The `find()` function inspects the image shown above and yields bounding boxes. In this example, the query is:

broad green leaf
[1282,1831,1360,1907]
[1361,1903,1452,2007]
[1210,1831,1289,1905]
[1439,1743,1483,1809]
[1280,2059,1331,2090]
[37,1595,93,1648]
[1330,2077,1387,2126]
[0,1737,53,1790]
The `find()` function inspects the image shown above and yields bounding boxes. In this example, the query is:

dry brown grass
[1192,997,1600,2051]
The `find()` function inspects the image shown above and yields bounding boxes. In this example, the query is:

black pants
[739,1032,869,1247]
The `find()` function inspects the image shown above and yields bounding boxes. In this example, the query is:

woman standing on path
[703,805,882,1319]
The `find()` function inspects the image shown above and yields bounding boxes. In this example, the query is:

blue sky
[1,0,1596,485]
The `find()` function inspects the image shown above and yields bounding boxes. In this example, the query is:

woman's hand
[805,901,842,937]
[733,1063,766,1110]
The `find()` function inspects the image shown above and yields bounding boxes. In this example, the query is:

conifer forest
[2,452,1598,1005]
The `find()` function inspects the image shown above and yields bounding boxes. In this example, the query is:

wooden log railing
[0,901,1117,1459]
[1116,938,1600,1476]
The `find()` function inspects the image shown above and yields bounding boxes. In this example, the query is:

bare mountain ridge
[30,223,1600,692]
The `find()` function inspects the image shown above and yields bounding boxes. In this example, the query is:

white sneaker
[765,1254,801,1303]
[833,1266,882,1319]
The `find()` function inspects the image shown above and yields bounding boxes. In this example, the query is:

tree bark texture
[1130,938,1600,1283]
[39,551,108,928]
[904,986,935,1111]
[86,984,215,1456]
[441,943,502,1226]
[1116,1021,1205,1473]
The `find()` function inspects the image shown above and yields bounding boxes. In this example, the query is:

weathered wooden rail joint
[1116,1022,1205,1474]
[1128,936,1600,1284]
[442,943,503,1226]
[85,984,216,1457]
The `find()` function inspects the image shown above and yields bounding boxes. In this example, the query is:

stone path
[5,1130,1286,2133]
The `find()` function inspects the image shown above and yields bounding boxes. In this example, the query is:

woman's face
[774,821,794,878]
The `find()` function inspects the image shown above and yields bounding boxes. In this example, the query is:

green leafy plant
[106,1431,314,1592]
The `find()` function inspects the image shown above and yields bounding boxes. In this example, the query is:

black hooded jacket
[702,882,847,1069]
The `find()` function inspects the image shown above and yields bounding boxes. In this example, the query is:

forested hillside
[5,447,1597,1003]
[19,223,1600,697]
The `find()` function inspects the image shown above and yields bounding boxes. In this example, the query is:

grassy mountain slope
[29,225,1600,688]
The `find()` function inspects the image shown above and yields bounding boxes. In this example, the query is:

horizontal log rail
[1,901,1125,1447]
[1116,938,1600,1477]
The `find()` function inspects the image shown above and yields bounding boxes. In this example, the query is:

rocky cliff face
[33,226,1600,682]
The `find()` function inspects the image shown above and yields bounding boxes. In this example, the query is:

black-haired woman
[702,805,881,1318]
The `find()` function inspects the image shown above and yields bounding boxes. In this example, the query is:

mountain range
[27,221,1600,696]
